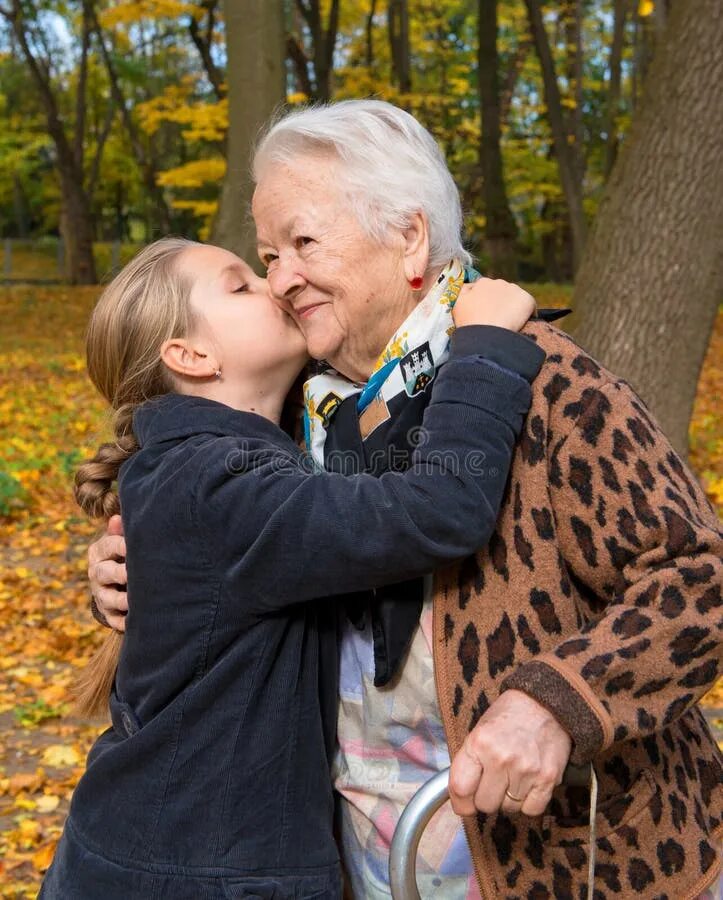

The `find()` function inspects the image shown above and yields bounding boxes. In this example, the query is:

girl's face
[179,244,309,385]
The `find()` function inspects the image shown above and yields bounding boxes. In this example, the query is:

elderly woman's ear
[401,211,431,288]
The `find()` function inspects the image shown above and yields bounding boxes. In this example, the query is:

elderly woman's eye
[296,236,314,250]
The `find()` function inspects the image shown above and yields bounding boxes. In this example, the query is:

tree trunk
[211,0,286,263]
[604,0,629,179]
[365,0,378,69]
[292,0,339,102]
[478,0,517,279]
[388,0,411,93]
[5,0,97,282]
[286,34,313,97]
[562,0,585,186]
[314,0,340,101]
[188,0,225,101]
[523,0,587,272]
[58,167,97,285]
[570,0,723,458]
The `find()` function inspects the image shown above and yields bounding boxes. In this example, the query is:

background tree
[287,0,341,101]
[523,0,587,272]
[570,0,723,457]
[211,0,286,261]
[388,0,410,93]
[1,0,102,283]
[603,0,630,179]
[91,4,172,233]
[478,0,517,278]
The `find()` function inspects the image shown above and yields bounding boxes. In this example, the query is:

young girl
[40,238,543,899]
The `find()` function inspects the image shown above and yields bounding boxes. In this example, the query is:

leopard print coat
[432,321,722,900]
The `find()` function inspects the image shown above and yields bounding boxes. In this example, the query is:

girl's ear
[160,338,219,380]
[402,211,431,284]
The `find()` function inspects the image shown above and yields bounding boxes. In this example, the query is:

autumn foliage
[0,285,720,896]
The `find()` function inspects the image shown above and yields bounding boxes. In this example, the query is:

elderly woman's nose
[268,263,306,304]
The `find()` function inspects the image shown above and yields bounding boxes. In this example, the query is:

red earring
[409,275,424,290]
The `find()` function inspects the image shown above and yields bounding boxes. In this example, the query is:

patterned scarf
[303,259,468,466]
[303,260,469,686]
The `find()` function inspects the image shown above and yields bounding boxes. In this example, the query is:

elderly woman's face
[252,157,422,383]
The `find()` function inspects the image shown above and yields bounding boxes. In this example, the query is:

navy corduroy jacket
[42,326,543,899]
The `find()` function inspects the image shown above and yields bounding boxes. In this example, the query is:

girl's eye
[232,283,249,294]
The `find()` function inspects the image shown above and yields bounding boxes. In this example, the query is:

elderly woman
[90,100,722,900]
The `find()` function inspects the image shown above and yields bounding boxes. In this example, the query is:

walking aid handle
[388,768,450,900]
[388,762,591,899]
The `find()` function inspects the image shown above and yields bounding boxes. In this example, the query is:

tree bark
[562,0,585,186]
[523,0,587,272]
[287,33,314,97]
[388,0,411,93]
[294,0,340,101]
[4,0,97,282]
[211,0,286,263]
[478,0,517,279]
[603,0,629,179]
[188,0,225,100]
[365,0,378,69]
[58,168,97,284]
[570,0,723,458]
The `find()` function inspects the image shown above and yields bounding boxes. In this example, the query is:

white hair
[252,99,472,269]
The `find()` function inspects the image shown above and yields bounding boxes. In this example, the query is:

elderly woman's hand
[453,278,536,332]
[448,689,572,818]
[88,514,128,632]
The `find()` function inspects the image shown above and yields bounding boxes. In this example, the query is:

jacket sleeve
[201,333,544,616]
[501,378,723,764]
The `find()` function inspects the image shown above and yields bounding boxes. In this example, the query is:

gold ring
[505,788,523,803]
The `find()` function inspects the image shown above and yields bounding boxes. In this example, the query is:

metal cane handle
[388,761,592,900]
[389,768,451,900]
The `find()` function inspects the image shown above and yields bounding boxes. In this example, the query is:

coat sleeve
[199,350,542,616]
[501,378,723,764]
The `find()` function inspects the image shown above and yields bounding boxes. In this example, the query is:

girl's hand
[453,278,536,332]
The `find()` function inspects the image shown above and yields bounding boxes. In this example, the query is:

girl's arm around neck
[199,327,544,617]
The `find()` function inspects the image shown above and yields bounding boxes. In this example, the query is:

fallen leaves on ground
[0,285,720,897]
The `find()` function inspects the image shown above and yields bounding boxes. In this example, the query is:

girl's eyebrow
[218,263,248,279]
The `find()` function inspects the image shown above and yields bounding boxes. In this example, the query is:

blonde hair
[73,237,199,717]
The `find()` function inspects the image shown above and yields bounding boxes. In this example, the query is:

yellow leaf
[42,744,80,767]
[18,818,41,843]
[32,839,58,872]
[638,0,654,15]
[35,794,60,813]
[14,793,36,810]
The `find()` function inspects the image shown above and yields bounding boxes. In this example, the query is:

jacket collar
[132,393,294,448]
